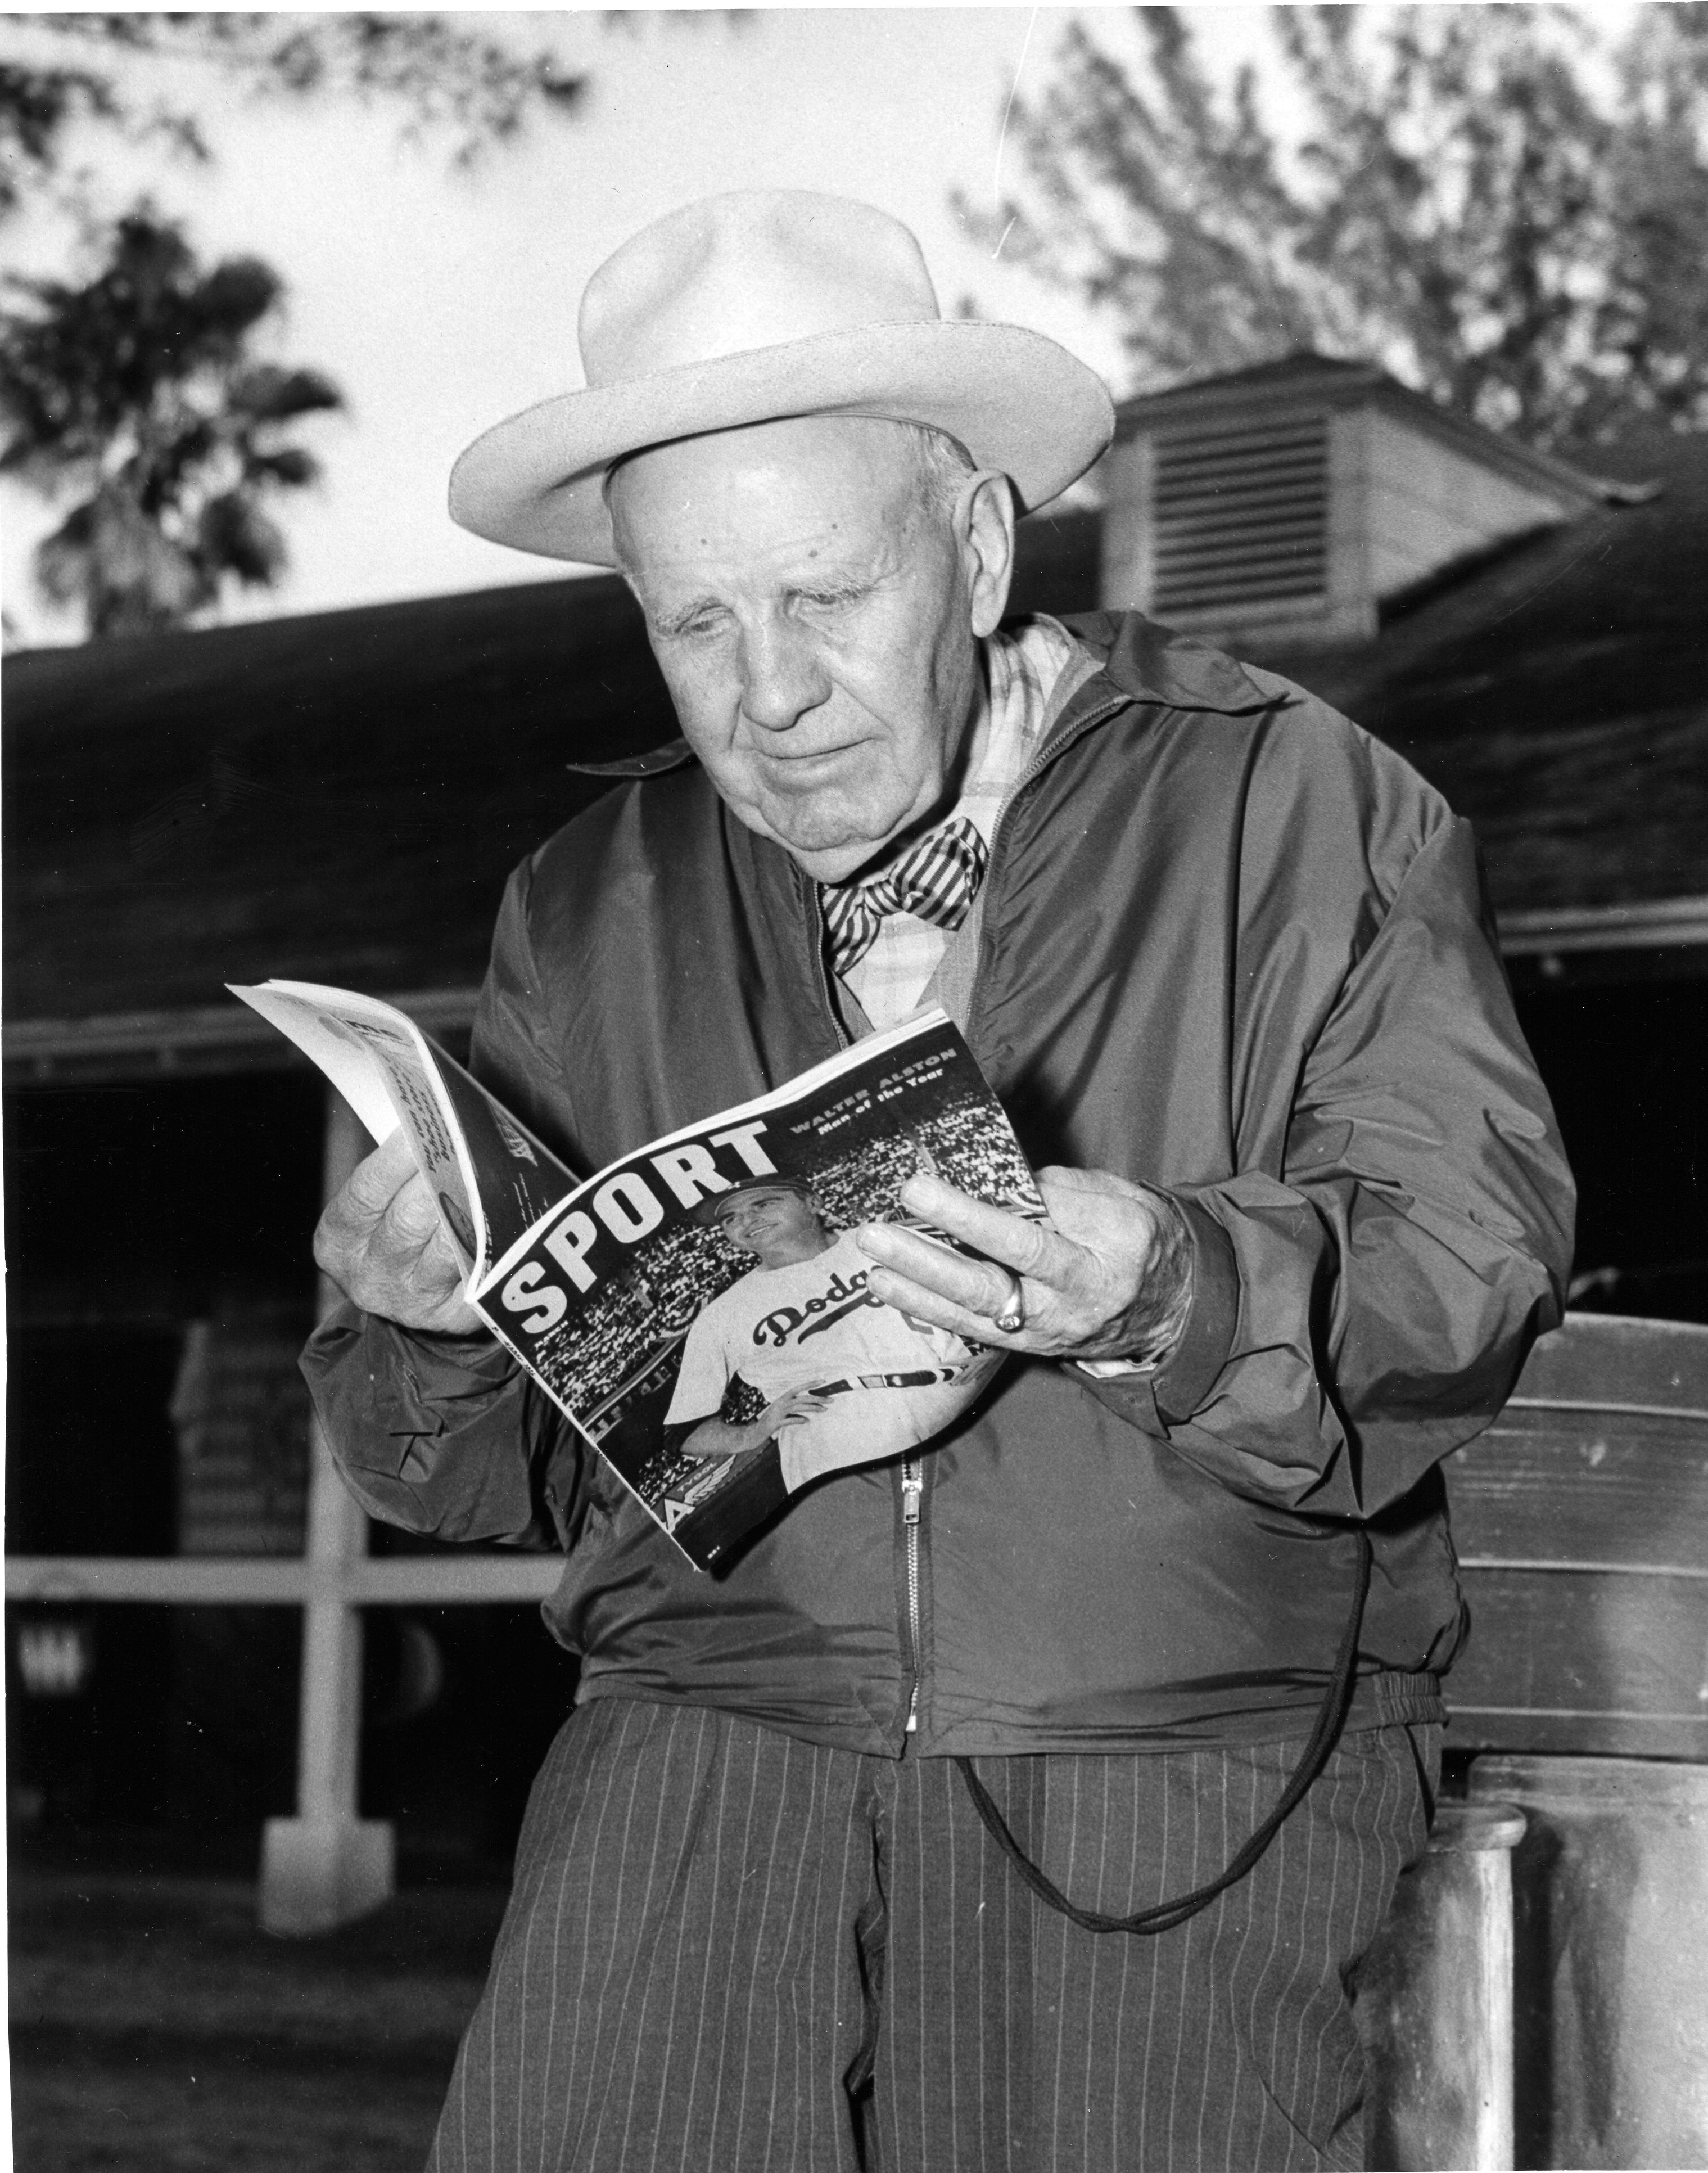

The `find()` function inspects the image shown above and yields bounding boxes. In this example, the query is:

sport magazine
[232,982,1043,1570]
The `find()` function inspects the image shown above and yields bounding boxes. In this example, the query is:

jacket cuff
[1149,1193,1240,1423]
[400,1320,519,1383]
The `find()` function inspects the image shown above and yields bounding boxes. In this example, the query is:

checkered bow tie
[821,816,989,977]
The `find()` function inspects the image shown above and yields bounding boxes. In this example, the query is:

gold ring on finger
[989,1268,1027,1336]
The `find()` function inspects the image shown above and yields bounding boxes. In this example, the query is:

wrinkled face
[609,415,1010,882]
[713,1186,825,1263]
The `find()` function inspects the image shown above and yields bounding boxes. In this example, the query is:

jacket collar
[1054,610,1287,720]
[566,610,1286,782]
[568,738,696,779]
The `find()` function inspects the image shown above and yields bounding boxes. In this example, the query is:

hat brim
[448,319,1114,566]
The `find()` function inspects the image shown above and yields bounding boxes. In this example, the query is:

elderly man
[305,191,1572,2173]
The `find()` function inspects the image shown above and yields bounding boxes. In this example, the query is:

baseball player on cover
[666,1175,987,1490]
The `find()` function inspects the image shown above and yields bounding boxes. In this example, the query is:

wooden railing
[5,1086,562,1931]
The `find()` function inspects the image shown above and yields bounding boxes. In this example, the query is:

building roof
[1111,350,1635,515]
[1248,425,1708,923]
[0,510,1105,1069]
[3,573,675,1042]
[1118,353,1381,412]
[3,443,1703,1071]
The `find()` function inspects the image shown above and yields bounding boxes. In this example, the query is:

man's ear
[961,471,1016,639]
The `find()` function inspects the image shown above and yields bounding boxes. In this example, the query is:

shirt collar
[846,614,1084,870]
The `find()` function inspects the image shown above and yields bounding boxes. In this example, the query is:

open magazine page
[427,1057,577,1265]
[225,981,404,1146]
[227,980,575,1278]
[473,1011,1043,1571]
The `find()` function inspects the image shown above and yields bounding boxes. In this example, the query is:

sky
[0,5,1237,647]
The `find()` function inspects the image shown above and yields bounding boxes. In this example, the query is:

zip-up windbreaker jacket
[303,612,1574,1759]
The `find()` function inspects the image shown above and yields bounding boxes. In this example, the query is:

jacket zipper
[797,696,1126,1749]
[902,1458,924,1733]
[899,687,1123,1741]
[805,888,924,1741]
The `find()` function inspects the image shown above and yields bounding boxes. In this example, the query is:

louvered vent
[1151,414,1329,618]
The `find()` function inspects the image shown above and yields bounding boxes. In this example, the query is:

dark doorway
[1511,968,1708,1323]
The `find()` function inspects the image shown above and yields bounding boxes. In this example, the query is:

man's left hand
[856,1167,1193,1365]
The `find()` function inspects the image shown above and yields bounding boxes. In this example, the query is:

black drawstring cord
[954,1527,1373,1937]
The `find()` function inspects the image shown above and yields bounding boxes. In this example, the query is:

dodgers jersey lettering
[666,1230,980,1490]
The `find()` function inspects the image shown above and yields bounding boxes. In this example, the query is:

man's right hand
[313,1129,483,1335]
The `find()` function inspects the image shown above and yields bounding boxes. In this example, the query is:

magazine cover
[475,1013,1043,1567]
[232,984,1043,1571]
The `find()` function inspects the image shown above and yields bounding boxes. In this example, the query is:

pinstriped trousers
[427,1698,1436,2173]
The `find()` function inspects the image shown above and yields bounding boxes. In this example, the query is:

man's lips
[751,738,870,776]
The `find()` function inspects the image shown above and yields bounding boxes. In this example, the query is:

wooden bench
[1359,1313,1708,2171]
[1445,1311,1708,1765]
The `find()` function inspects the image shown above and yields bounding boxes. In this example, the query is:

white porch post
[260,1087,396,1935]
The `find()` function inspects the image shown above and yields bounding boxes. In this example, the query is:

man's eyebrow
[789,561,874,589]
[645,593,723,636]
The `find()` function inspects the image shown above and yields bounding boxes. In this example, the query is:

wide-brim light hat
[449,189,1115,566]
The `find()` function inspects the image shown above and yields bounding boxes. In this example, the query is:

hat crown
[451,189,1114,565]
[579,190,941,386]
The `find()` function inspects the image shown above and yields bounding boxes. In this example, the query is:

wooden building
[6,357,1705,1904]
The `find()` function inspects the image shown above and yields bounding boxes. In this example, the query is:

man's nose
[737,617,830,734]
